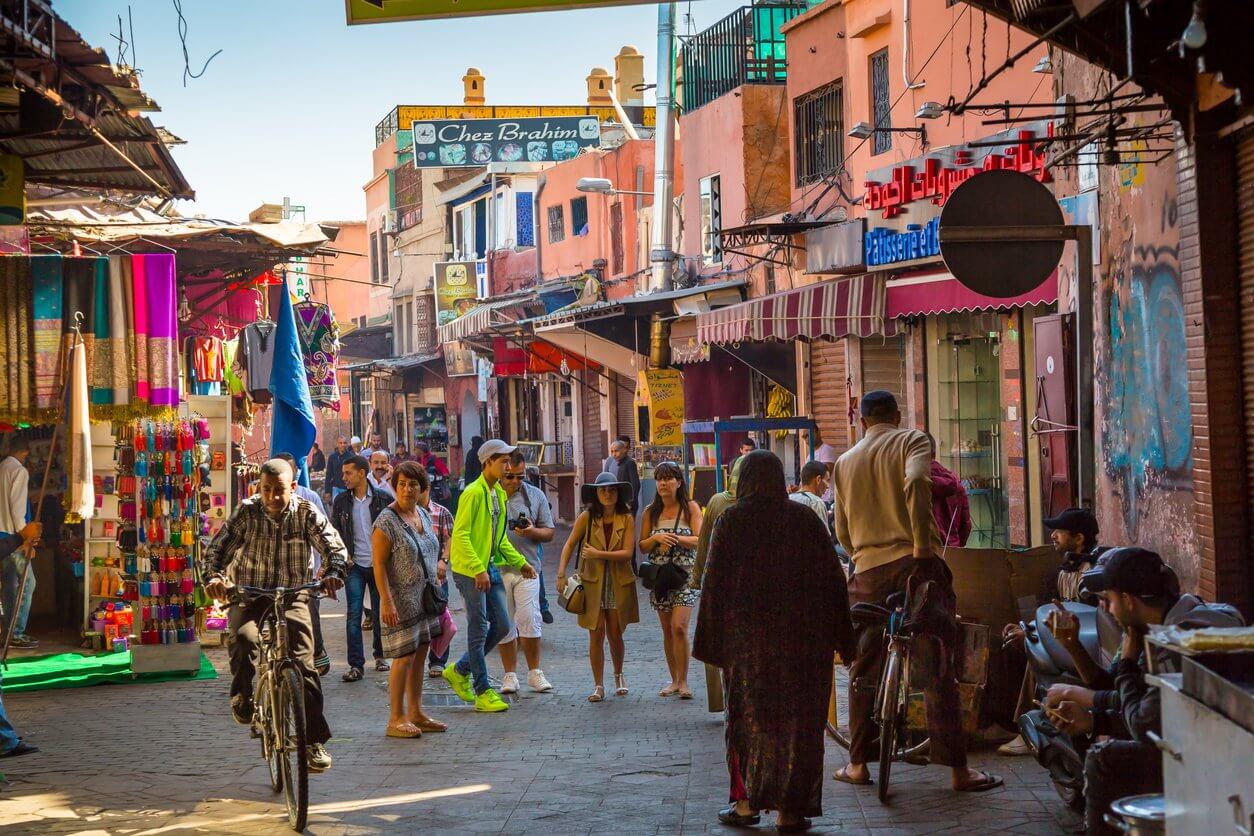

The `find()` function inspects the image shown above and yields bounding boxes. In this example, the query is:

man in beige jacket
[831,390,1001,792]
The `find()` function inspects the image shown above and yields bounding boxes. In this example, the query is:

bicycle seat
[851,602,891,628]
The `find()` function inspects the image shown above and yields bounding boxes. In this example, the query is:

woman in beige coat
[557,472,639,702]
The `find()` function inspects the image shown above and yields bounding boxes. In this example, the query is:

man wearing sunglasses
[497,452,555,693]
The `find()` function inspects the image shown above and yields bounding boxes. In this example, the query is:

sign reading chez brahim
[410,116,601,168]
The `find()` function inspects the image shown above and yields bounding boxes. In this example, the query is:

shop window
[570,196,589,237]
[699,174,722,265]
[926,312,1009,548]
[794,80,843,186]
[870,49,891,155]
[547,204,565,243]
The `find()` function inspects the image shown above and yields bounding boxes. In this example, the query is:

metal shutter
[811,339,850,453]
[581,371,605,479]
[1237,130,1254,568]
[612,372,636,445]
[861,334,908,408]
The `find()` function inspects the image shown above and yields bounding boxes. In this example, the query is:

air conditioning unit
[382,211,398,235]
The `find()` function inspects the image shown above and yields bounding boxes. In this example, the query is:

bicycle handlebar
[232,581,326,602]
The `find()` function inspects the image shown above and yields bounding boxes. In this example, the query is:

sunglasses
[501,474,522,481]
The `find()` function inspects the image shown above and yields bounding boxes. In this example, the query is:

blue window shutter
[516,193,535,247]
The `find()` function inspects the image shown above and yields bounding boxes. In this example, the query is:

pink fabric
[131,255,149,401]
[930,460,972,547]
[430,607,457,658]
[885,271,1057,319]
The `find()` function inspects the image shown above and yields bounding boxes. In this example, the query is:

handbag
[430,607,457,658]
[559,530,588,614]
[397,509,448,617]
[638,516,689,594]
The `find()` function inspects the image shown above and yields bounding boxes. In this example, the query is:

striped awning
[436,295,533,344]
[695,276,892,345]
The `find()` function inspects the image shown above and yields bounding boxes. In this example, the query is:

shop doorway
[926,312,1009,548]
[460,390,481,451]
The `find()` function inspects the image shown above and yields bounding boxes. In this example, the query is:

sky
[58,0,743,222]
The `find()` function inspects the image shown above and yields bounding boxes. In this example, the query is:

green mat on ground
[1,650,217,693]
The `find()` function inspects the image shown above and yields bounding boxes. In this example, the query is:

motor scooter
[1016,593,1122,810]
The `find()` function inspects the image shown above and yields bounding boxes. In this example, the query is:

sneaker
[541,610,554,625]
[500,672,520,694]
[473,689,510,713]
[307,743,332,772]
[442,665,474,703]
[997,734,1034,756]
[528,669,553,693]
[428,664,445,678]
[9,634,38,649]
[230,695,253,726]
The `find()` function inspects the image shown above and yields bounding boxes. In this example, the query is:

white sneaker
[528,669,553,692]
[501,672,520,694]
[997,734,1033,756]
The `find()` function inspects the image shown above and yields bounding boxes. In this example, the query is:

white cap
[350,435,362,445]
[478,439,517,463]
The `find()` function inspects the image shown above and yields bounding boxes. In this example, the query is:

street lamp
[576,177,654,197]
[1032,55,1053,74]
[915,101,946,120]
[847,121,928,145]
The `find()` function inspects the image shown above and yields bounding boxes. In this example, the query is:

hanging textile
[31,255,63,414]
[62,256,96,400]
[131,254,150,403]
[108,255,132,408]
[67,327,94,521]
[142,254,178,407]
[0,256,35,422]
[293,300,340,411]
[222,337,244,396]
[91,257,113,406]
[239,320,277,405]
[270,288,316,487]
[184,336,223,396]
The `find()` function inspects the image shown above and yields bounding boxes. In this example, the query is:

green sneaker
[442,665,474,703]
[473,689,510,713]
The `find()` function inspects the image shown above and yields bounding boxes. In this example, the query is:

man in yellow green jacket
[443,439,537,712]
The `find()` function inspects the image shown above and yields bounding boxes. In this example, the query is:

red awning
[695,276,892,345]
[886,271,1058,318]
[492,337,599,377]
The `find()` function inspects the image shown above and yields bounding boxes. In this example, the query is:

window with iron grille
[570,196,589,237]
[610,202,625,275]
[794,80,844,186]
[547,204,565,244]
[379,230,390,283]
[870,49,891,155]
[699,174,722,265]
[369,231,379,283]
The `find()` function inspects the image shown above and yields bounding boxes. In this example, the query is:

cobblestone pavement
[0,530,1076,834]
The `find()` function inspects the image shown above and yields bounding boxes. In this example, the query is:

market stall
[680,417,817,502]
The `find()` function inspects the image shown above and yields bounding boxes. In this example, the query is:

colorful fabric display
[294,300,340,410]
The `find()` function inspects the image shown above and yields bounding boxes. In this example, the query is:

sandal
[832,765,873,786]
[614,674,629,696]
[588,686,606,703]
[386,721,421,739]
[412,716,448,733]
[658,683,679,697]
[341,666,363,683]
[375,659,391,672]
[678,686,694,700]
[955,770,1004,792]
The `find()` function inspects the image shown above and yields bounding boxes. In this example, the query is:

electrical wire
[173,0,223,87]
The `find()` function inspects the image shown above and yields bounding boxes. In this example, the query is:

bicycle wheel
[276,666,309,832]
[259,677,282,793]
[825,661,853,749]
[877,644,904,804]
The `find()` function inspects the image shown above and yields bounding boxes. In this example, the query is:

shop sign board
[637,368,684,447]
[446,341,477,377]
[861,122,1055,271]
[410,116,601,169]
[433,260,486,327]
[347,0,656,24]
[806,219,865,274]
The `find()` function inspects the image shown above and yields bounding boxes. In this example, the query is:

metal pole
[1075,225,1095,509]
[649,1,677,295]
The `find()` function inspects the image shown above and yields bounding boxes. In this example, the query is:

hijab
[735,450,788,506]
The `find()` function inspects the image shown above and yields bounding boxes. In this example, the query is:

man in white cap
[442,439,536,713]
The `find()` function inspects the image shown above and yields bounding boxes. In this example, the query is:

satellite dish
[938,169,1064,298]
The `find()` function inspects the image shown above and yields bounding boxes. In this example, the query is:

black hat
[581,471,633,506]
[1080,547,1176,597]
[1043,507,1099,544]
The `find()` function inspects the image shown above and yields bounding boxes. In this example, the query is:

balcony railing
[680,2,809,113]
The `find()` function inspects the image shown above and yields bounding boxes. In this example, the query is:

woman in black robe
[693,450,855,832]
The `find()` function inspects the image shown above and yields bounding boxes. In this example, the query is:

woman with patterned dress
[638,462,703,699]
[372,462,447,738]
[556,472,639,703]
[693,451,855,832]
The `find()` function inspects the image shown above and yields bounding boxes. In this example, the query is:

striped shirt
[426,500,454,558]
[203,495,348,590]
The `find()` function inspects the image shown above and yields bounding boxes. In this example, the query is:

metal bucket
[1104,794,1166,835]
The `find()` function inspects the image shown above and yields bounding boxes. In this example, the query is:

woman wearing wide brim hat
[559,471,640,702]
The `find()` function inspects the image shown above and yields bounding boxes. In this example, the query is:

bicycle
[826,591,930,803]
[234,581,323,832]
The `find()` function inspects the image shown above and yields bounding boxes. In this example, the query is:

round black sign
[938,169,1065,298]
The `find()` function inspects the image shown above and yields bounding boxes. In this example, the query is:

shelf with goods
[411,405,450,460]
[186,395,233,646]
[82,422,134,651]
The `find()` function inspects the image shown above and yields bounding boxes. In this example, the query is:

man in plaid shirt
[417,479,454,675]
[203,459,348,773]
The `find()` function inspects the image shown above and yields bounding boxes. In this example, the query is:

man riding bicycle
[203,458,348,773]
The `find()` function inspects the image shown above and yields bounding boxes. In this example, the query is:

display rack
[84,423,127,644]
[187,395,233,646]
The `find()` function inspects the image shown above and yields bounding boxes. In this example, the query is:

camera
[508,513,530,531]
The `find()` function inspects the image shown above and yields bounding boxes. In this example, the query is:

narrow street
[1,536,1070,835]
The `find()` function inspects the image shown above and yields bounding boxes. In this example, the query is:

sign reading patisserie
[410,116,601,168]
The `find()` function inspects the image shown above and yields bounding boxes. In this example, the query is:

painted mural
[1091,146,1199,592]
